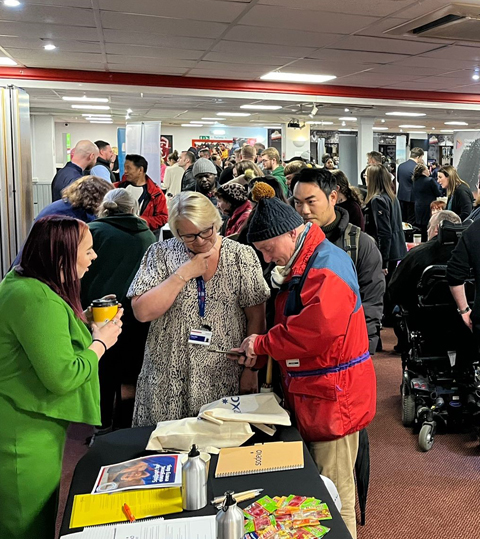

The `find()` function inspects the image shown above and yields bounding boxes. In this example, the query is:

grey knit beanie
[247,182,303,243]
[192,158,217,177]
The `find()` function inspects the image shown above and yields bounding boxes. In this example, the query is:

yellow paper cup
[91,299,118,328]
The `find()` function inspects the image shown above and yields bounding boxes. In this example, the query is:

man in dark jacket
[397,147,424,224]
[51,139,98,201]
[292,168,385,354]
[179,150,196,191]
[115,154,168,235]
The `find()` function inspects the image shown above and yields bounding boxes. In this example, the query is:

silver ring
[111,319,117,325]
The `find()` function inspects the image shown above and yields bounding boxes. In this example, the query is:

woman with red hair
[0,216,123,539]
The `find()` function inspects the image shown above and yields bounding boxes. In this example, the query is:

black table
[60,426,351,538]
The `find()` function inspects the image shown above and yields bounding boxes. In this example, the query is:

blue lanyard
[196,277,206,318]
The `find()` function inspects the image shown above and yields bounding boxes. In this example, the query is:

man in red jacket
[234,183,376,539]
[115,154,168,234]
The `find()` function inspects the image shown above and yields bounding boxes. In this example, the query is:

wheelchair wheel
[419,423,434,451]
[401,383,416,427]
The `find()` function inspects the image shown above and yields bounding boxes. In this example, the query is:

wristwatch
[457,306,471,315]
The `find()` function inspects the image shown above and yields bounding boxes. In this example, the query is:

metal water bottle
[216,491,245,539]
[182,444,207,510]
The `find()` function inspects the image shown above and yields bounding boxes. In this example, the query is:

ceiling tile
[257,0,414,17]
[422,45,480,63]
[0,21,99,40]
[107,56,196,69]
[26,0,92,6]
[356,16,452,43]
[367,64,440,77]
[103,30,214,50]
[189,60,282,73]
[0,36,101,53]
[108,65,189,75]
[392,0,458,21]
[280,59,372,77]
[308,49,409,65]
[326,35,444,55]
[8,49,104,64]
[223,25,341,48]
[0,5,95,26]
[237,6,379,33]
[203,51,297,66]
[100,11,227,39]
[104,44,203,60]
[99,0,246,23]
[211,40,316,59]
[391,55,479,71]
[186,69,266,80]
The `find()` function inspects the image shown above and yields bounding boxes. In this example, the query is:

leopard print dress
[127,237,270,427]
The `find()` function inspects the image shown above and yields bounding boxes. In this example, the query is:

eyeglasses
[178,225,215,243]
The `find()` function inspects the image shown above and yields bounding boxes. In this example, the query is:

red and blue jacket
[254,223,376,442]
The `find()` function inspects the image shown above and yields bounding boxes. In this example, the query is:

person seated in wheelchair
[389,211,463,352]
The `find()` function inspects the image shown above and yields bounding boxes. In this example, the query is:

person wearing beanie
[232,182,377,539]
[216,183,252,237]
[192,158,218,203]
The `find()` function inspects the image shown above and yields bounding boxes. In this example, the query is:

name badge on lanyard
[188,277,212,345]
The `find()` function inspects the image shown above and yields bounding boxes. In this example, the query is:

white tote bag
[146,417,254,453]
[198,393,291,427]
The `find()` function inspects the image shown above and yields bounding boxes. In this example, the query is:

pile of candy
[243,495,331,538]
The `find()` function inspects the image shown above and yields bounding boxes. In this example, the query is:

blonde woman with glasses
[128,192,270,426]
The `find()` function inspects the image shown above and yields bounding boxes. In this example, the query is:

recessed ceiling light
[344,108,349,112]
[444,121,468,125]
[260,72,336,83]
[191,121,215,124]
[4,0,20,6]
[441,129,454,133]
[71,105,110,110]
[0,57,17,66]
[217,112,251,117]
[341,121,346,126]
[126,108,132,113]
[472,74,480,81]
[306,121,333,125]
[240,104,282,110]
[182,123,202,127]
[373,127,389,131]
[89,120,113,124]
[338,117,357,121]
[82,114,111,117]
[386,112,426,117]
[63,96,108,102]
[203,117,225,120]
[431,127,435,130]
[44,44,56,51]
[381,119,386,123]
[398,124,426,128]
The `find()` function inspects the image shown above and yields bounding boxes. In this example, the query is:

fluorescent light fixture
[71,105,110,110]
[203,117,225,120]
[240,104,282,110]
[386,112,426,117]
[217,112,251,117]
[89,120,113,124]
[338,117,357,121]
[261,71,336,83]
[82,114,111,117]
[344,108,349,112]
[473,74,480,81]
[4,0,20,6]
[381,119,386,123]
[339,128,355,132]
[431,127,435,130]
[191,121,215,125]
[44,44,56,51]
[444,121,468,125]
[0,57,17,65]
[306,121,333,125]
[63,96,109,102]
[181,123,202,127]
[126,108,132,113]
[373,127,389,131]
[212,129,226,135]
[399,124,426,128]
[441,129,454,133]
[407,131,427,135]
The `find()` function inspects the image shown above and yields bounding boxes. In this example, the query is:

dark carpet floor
[56,328,480,538]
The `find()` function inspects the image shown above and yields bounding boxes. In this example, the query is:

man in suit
[397,147,424,224]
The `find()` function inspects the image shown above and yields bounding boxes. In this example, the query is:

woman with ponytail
[162,149,184,199]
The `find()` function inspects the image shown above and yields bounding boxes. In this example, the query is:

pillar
[357,118,375,185]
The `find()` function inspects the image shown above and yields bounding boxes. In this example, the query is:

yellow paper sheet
[70,487,183,528]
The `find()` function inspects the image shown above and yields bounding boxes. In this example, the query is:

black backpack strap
[344,223,360,267]
[283,243,323,317]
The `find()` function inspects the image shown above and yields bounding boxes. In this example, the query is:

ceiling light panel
[386,112,426,117]
[398,124,426,128]
[217,112,251,117]
[261,72,336,83]
[63,96,109,102]
[240,105,282,110]
[71,105,110,110]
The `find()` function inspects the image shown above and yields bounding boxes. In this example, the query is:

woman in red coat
[216,183,252,238]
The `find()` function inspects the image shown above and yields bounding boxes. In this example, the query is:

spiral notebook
[215,441,304,477]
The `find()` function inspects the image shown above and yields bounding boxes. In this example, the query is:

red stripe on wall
[2,66,480,104]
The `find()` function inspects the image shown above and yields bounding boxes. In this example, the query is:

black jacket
[181,165,195,191]
[412,175,442,226]
[389,235,457,313]
[365,193,407,268]
[448,183,474,221]
[323,207,385,354]
[397,158,417,202]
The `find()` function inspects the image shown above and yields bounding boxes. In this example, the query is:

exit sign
[199,135,210,140]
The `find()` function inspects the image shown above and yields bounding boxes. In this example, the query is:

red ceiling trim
[1,66,480,105]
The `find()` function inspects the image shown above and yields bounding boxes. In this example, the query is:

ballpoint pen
[123,503,136,523]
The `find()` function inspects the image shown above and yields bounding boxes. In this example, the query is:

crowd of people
[1,137,479,539]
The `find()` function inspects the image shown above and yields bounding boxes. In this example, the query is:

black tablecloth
[60,426,351,538]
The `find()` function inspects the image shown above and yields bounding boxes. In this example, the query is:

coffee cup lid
[91,298,118,308]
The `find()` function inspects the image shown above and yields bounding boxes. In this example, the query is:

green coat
[0,270,100,539]
[271,165,288,195]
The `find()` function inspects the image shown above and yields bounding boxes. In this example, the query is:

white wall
[31,116,56,181]
[54,122,120,166]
